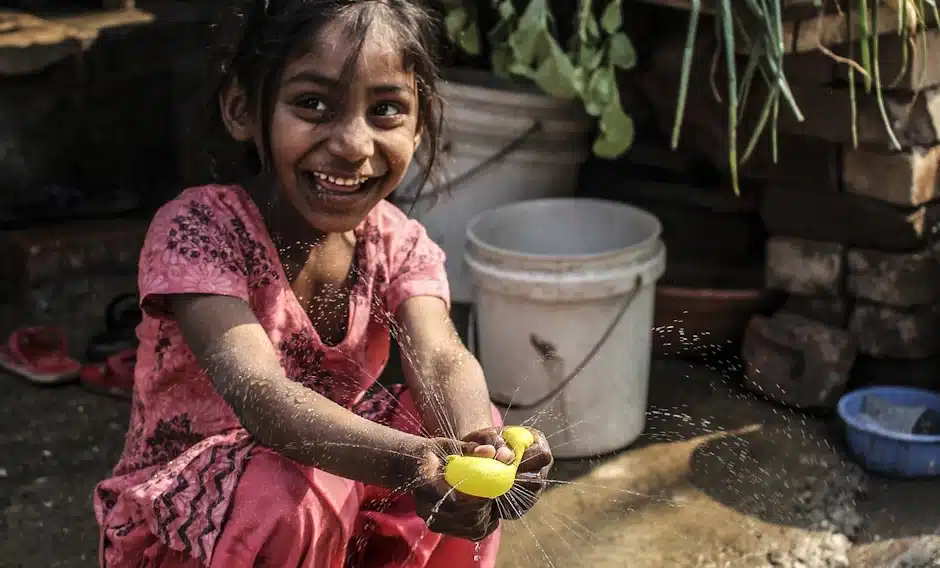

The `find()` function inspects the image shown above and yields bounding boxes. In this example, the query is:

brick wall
[609,8,940,406]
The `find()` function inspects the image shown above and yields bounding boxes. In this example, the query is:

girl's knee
[213,450,352,566]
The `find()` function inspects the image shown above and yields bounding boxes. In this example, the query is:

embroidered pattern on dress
[165,198,278,288]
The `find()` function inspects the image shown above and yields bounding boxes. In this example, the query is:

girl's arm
[170,293,429,490]
[395,296,495,439]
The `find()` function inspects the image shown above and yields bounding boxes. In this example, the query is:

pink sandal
[79,347,136,399]
[0,326,82,385]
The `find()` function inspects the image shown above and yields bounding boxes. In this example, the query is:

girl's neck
[246,175,337,248]
[244,175,354,282]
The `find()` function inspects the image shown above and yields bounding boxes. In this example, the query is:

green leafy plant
[440,0,638,158]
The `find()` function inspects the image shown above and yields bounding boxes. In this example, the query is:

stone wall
[606,5,940,408]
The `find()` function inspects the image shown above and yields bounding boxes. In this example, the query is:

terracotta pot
[652,285,780,360]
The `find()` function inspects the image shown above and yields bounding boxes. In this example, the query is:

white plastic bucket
[465,199,666,458]
[397,70,592,303]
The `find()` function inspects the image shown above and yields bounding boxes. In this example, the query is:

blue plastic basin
[837,386,940,478]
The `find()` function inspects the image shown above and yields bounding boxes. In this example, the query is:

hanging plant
[669,0,939,193]
[439,0,638,158]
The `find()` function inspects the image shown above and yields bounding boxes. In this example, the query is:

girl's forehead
[286,19,411,85]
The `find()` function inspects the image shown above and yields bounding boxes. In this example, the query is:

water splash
[245,257,882,568]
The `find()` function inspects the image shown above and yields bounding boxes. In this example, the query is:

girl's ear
[219,79,255,142]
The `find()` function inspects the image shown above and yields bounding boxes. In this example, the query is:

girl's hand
[412,428,553,540]
[413,436,508,541]
[469,427,553,520]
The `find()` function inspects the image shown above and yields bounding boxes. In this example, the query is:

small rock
[766,238,845,295]
[742,312,857,409]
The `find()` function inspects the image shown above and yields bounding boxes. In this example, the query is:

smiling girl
[92,1,553,567]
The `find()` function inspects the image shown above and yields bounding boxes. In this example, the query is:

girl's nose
[326,115,374,163]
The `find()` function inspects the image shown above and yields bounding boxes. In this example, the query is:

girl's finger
[464,428,505,449]
[516,429,553,473]
[471,444,497,458]
[495,446,514,463]
[516,447,552,473]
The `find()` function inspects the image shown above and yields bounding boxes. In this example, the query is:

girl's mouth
[310,171,372,194]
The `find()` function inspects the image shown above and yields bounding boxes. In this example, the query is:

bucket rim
[466,198,663,262]
[439,70,590,118]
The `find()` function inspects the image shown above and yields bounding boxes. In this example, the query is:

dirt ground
[1,358,938,567]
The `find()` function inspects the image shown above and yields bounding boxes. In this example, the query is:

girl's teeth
[314,172,365,186]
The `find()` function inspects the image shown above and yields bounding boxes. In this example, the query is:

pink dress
[93,185,502,567]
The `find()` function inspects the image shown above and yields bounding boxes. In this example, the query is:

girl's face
[223,20,422,234]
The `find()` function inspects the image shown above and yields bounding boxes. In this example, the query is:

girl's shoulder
[366,198,411,229]
[365,199,430,245]
[155,184,258,223]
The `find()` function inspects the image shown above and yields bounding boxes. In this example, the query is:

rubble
[763,463,868,568]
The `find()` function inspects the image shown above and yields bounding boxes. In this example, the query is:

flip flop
[85,293,141,363]
[0,326,82,385]
[80,347,136,399]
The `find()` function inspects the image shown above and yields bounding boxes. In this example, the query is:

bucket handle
[397,120,544,211]
[469,274,644,411]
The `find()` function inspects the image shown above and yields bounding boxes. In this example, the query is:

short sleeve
[384,219,450,316]
[138,192,251,319]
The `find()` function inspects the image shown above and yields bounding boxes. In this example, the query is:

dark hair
[191,0,443,195]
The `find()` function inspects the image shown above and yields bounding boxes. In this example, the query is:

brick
[742,312,857,409]
[776,86,940,148]
[849,302,940,358]
[766,237,845,295]
[847,243,940,307]
[782,5,938,54]
[679,125,842,189]
[637,35,843,187]
[786,31,940,91]
[842,146,940,207]
[782,294,849,328]
[0,219,146,295]
[642,34,940,148]
[761,185,940,252]
[640,72,842,189]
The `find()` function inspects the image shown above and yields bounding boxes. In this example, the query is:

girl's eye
[373,102,403,118]
[296,97,328,112]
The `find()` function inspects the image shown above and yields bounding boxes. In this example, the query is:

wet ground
[1,358,938,567]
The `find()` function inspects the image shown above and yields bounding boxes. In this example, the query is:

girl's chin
[292,179,385,233]
[299,177,369,208]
